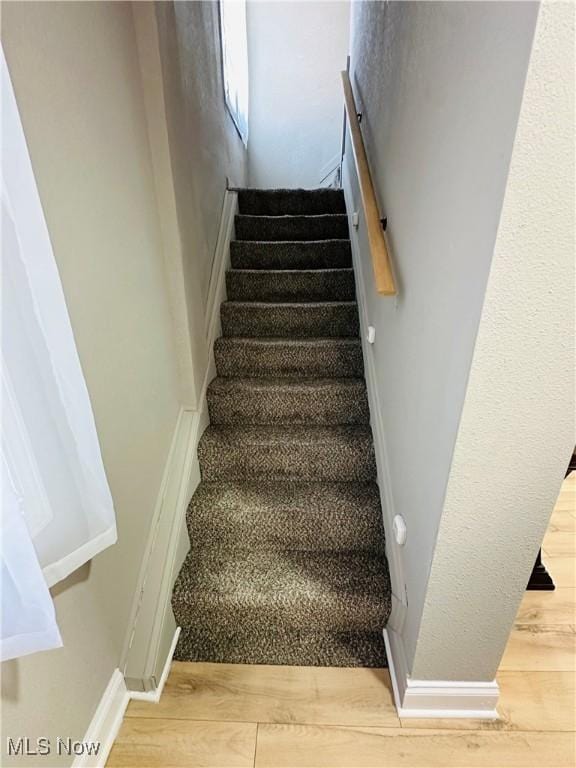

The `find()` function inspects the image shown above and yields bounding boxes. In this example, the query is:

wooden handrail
[341,71,396,296]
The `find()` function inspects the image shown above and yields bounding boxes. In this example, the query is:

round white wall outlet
[393,515,407,546]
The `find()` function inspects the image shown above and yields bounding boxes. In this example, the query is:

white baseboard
[130,626,181,703]
[72,670,129,768]
[384,629,499,719]
[75,626,181,767]
[200,189,238,406]
[121,407,199,683]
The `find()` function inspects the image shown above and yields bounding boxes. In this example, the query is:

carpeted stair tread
[235,214,349,242]
[238,188,346,216]
[172,549,390,634]
[226,268,355,302]
[174,626,388,667]
[214,337,365,379]
[198,424,377,481]
[172,184,391,668]
[221,301,360,338]
[186,481,385,551]
[207,376,369,425]
[230,240,352,270]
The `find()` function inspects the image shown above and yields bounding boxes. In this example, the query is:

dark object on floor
[526,549,555,591]
[526,447,575,591]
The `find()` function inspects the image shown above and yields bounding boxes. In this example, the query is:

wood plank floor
[107,474,576,767]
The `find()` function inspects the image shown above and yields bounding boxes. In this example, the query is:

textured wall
[156,0,247,306]
[1,1,182,764]
[412,0,575,681]
[133,3,197,408]
[347,0,539,673]
[247,0,350,188]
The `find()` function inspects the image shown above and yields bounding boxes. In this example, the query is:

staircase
[172,188,391,667]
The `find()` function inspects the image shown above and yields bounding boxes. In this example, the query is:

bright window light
[219,0,249,146]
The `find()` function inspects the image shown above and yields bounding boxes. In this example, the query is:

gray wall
[347,1,539,673]
[155,0,247,400]
[411,0,574,681]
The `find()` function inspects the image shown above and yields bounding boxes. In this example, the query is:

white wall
[411,0,575,682]
[1,2,182,763]
[346,0,540,676]
[247,0,350,188]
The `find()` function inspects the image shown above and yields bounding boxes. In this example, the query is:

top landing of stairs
[238,187,346,216]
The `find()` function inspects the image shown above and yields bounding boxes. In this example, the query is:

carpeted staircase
[172,188,391,667]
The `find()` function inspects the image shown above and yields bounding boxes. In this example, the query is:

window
[219,0,249,146]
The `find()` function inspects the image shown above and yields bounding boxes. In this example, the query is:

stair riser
[230,241,352,270]
[173,623,389,669]
[172,608,383,637]
[198,436,377,482]
[207,383,369,425]
[238,189,346,216]
[173,587,388,635]
[214,339,365,379]
[235,215,349,241]
[173,545,389,631]
[174,627,388,666]
[221,303,360,338]
[188,512,384,552]
[172,547,390,645]
[187,485,384,551]
[226,270,355,302]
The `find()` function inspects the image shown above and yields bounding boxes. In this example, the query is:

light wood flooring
[108,474,576,767]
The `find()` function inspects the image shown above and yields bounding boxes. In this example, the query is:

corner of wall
[408,0,573,684]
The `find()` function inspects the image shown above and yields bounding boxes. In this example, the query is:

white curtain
[1,48,117,661]
[220,0,249,146]
[1,477,62,661]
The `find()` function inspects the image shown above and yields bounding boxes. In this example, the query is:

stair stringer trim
[121,192,238,688]
[342,166,407,633]
[204,189,238,341]
[120,407,200,684]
